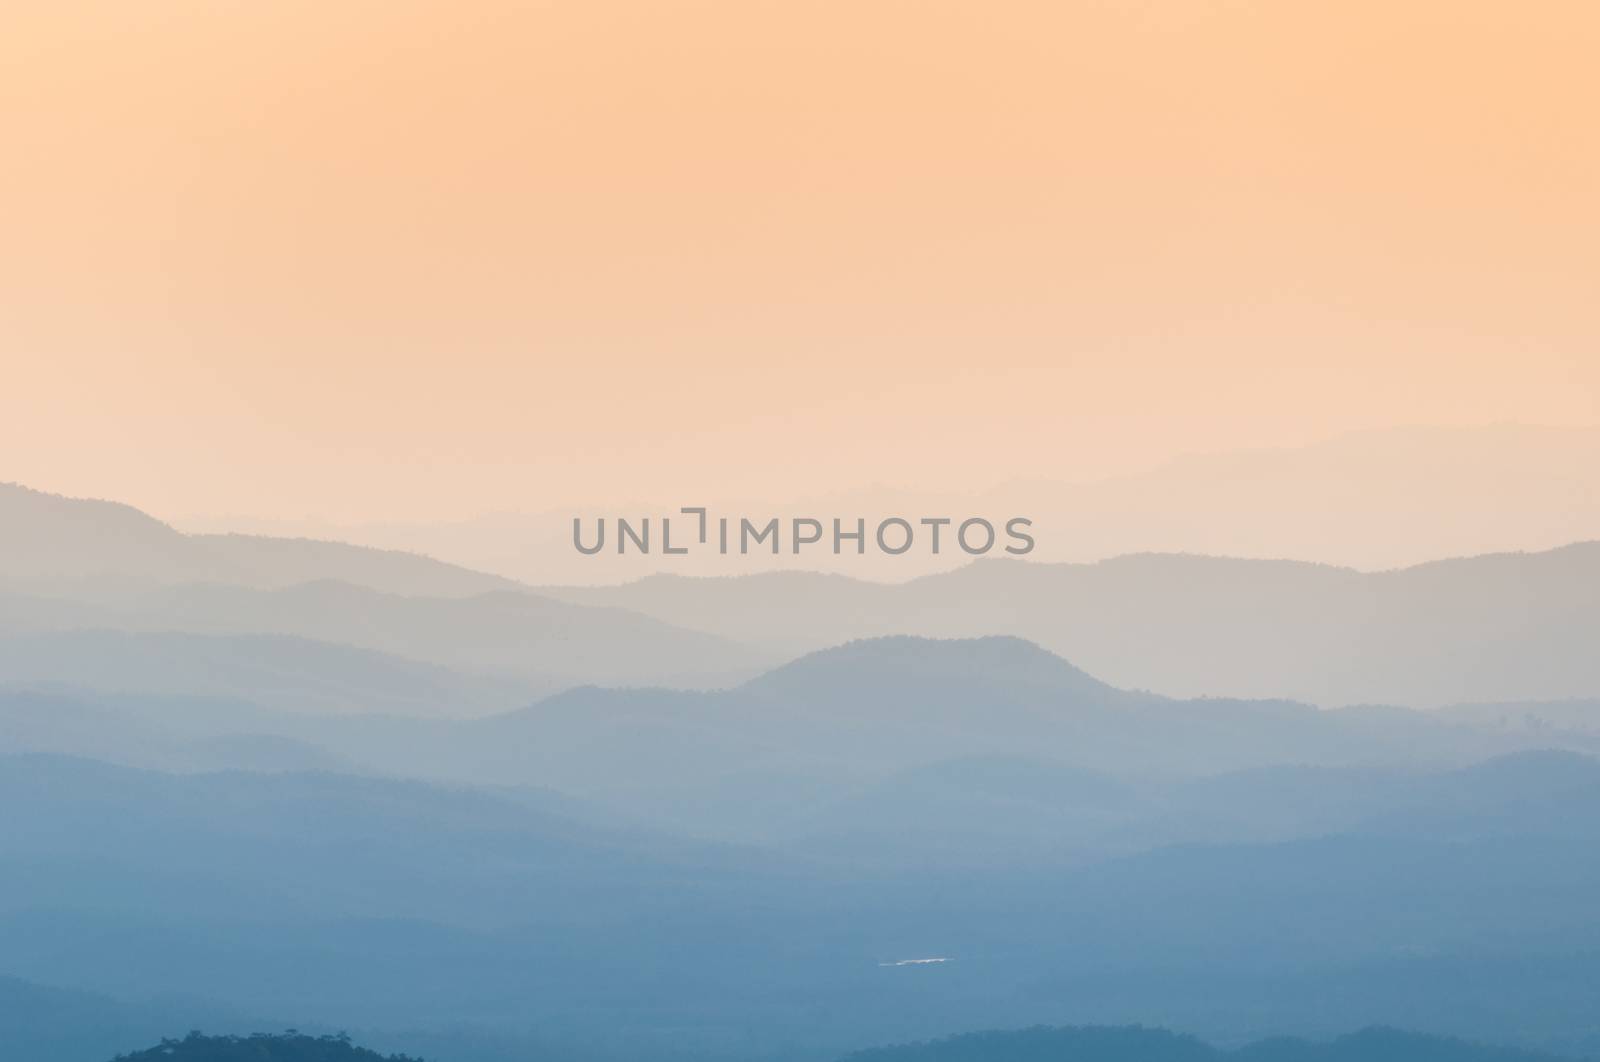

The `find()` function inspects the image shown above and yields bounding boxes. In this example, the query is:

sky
[3,0,1597,524]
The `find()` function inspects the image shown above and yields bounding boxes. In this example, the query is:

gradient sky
[3,0,1596,522]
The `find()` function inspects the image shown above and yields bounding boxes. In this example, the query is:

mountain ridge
[838,1024,1567,1062]
[535,543,1600,707]
[0,483,519,597]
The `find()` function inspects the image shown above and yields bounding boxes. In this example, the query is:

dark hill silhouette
[113,1031,421,1062]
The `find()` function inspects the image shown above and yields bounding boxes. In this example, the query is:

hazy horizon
[8,418,1600,585]
[151,420,1600,583]
[6,1,1598,527]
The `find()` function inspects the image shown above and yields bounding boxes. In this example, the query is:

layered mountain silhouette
[0,630,546,718]
[335,636,1587,834]
[7,746,1600,1059]
[201,425,1600,583]
[9,481,1600,707]
[0,580,771,695]
[85,1024,1571,1062]
[5,476,1600,1062]
[0,976,248,1062]
[0,484,777,696]
[0,483,514,596]
[10,635,1594,844]
[541,543,1600,707]
[0,754,778,929]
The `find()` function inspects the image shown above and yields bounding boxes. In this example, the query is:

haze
[3,0,1596,527]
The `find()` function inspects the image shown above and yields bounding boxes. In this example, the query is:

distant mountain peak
[742,635,1117,701]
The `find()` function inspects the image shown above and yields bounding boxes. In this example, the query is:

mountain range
[8,479,1600,708]
[539,543,1600,707]
[175,425,1600,582]
[839,1026,1567,1062]
[4,475,1600,1061]
[0,483,514,596]
[7,742,1600,1060]
[1,484,776,696]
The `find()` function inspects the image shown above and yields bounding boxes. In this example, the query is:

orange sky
[2,0,1596,522]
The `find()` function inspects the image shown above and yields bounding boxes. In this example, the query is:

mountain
[780,756,1145,869]
[0,975,250,1062]
[117,580,770,687]
[0,578,774,695]
[538,543,1600,707]
[778,748,1600,869]
[0,755,778,928]
[185,425,1600,583]
[10,749,1600,1060]
[7,636,1592,840]
[840,1026,1564,1062]
[10,631,1598,859]
[745,635,1118,705]
[0,688,182,770]
[1023,423,1600,572]
[0,685,361,773]
[0,481,779,693]
[109,1025,1564,1062]
[14,479,1597,706]
[111,1032,422,1062]
[1439,699,1600,735]
[252,637,1592,840]
[0,483,515,597]
[0,630,547,718]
